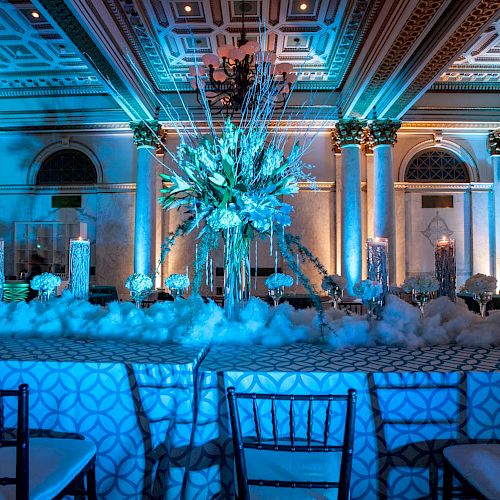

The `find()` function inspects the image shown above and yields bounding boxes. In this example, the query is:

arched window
[36,149,98,185]
[405,149,469,183]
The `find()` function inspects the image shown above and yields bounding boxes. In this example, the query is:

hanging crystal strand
[210,257,214,292]
[254,238,258,290]
[270,221,274,256]
[296,253,299,285]
[275,250,278,274]
[205,252,209,287]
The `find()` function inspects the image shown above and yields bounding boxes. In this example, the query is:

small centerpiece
[125,273,153,309]
[30,273,62,303]
[464,273,497,318]
[353,279,383,321]
[402,275,439,315]
[321,274,346,310]
[165,273,190,300]
[265,273,294,307]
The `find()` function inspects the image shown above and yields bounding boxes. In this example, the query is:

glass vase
[363,297,381,322]
[223,226,250,319]
[268,286,284,307]
[412,290,430,316]
[38,289,54,303]
[328,287,343,310]
[473,292,493,318]
[170,288,183,301]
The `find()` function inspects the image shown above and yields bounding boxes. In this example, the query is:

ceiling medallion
[188,1,296,115]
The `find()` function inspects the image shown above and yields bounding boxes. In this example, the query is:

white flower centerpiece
[265,273,294,307]
[321,274,347,309]
[402,275,439,315]
[125,273,153,309]
[165,273,190,300]
[464,273,497,318]
[353,279,383,321]
[30,273,62,302]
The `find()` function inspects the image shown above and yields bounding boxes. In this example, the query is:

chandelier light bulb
[31,11,40,18]
[184,5,192,13]
[299,3,308,10]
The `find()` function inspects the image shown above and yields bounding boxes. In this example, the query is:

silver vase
[268,286,284,307]
[412,290,430,316]
[473,292,493,318]
[328,287,343,310]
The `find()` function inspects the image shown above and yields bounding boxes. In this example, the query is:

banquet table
[0,339,499,500]
[0,338,209,499]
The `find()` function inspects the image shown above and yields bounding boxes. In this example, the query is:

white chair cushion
[444,444,500,500]
[0,438,96,500]
[245,447,342,499]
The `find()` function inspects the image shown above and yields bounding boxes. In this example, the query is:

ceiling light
[184,5,192,12]
[31,11,40,18]
[299,3,308,11]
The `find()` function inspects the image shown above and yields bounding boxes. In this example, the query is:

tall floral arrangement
[128,29,330,319]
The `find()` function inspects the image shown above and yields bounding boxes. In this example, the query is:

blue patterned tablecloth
[192,344,500,500]
[1,340,499,499]
[0,338,209,499]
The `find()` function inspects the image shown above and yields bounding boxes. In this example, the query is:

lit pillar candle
[366,237,389,294]
[69,238,90,300]
[435,237,456,301]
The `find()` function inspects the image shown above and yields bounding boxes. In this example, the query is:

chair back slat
[252,398,261,447]
[228,387,357,499]
[307,398,312,448]
[271,397,278,448]
[323,398,332,448]
[0,384,29,499]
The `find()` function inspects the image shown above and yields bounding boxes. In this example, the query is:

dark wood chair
[227,387,357,499]
[0,384,97,499]
[443,444,500,500]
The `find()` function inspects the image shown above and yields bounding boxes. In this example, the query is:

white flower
[30,273,62,292]
[464,273,497,295]
[402,275,439,294]
[352,280,383,301]
[207,208,242,230]
[125,273,153,300]
[265,273,294,290]
[165,273,190,290]
[321,274,346,292]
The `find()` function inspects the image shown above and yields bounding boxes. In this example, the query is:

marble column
[130,120,161,276]
[489,130,500,283]
[369,119,400,284]
[336,118,367,294]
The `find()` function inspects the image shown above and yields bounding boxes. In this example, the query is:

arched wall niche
[28,140,103,185]
[398,139,479,183]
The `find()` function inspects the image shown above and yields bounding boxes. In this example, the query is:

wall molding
[0,183,136,195]
[395,181,492,191]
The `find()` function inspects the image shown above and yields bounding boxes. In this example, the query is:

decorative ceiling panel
[113,0,383,91]
[0,0,104,96]
[434,19,500,90]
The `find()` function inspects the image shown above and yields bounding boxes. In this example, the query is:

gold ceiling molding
[400,122,500,130]
[351,0,446,115]
[387,0,500,117]
[395,181,493,191]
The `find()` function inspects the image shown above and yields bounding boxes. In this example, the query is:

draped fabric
[1,339,498,499]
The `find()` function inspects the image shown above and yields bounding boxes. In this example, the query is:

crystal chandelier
[189,2,296,115]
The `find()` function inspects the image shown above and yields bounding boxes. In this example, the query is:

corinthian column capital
[335,117,368,147]
[368,119,401,146]
[489,129,500,156]
[130,120,161,148]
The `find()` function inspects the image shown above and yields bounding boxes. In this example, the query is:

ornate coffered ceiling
[0,0,498,126]
[0,0,104,96]
[434,19,500,91]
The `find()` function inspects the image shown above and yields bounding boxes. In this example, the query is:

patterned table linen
[0,338,209,499]
[193,344,500,500]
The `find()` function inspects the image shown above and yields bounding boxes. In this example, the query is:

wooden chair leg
[443,459,453,500]
[87,463,97,500]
